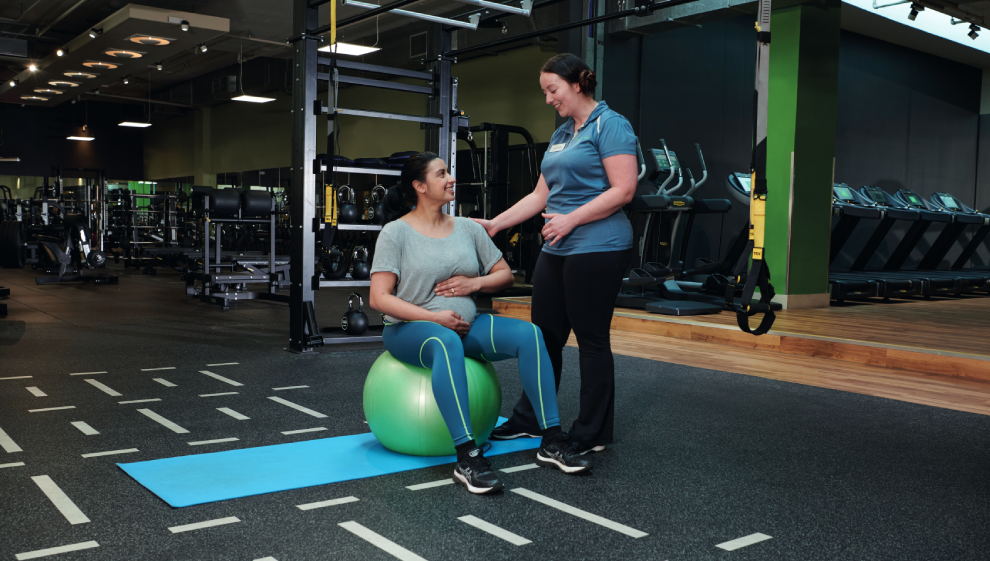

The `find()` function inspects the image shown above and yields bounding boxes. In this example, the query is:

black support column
[289,0,319,353]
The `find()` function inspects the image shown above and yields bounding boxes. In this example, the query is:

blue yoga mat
[118,420,541,507]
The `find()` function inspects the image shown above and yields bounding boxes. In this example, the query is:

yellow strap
[331,0,337,46]
[749,171,766,260]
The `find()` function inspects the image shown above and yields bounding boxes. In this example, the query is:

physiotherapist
[474,53,638,455]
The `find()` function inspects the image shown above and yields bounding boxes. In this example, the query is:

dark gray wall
[832,31,985,270]
[603,14,988,272]
[606,16,758,269]
[0,100,145,180]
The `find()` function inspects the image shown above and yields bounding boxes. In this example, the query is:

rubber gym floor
[1,264,989,561]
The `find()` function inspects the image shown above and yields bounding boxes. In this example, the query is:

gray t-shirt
[370,217,503,325]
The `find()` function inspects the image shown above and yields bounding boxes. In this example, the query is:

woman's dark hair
[382,151,441,224]
[541,53,596,97]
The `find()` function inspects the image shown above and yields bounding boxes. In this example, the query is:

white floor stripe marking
[1,376,32,380]
[70,421,99,436]
[31,475,90,525]
[141,367,175,371]
[153,378,177,387]
[0,462,25,469]
[207,362,239,366]
[716,533,772,551]
[0,426,24,453]
[81,448,139,458]
[297,496,359,510]
[69,371,105,376]
[168,516,240,533]
[281,427,327,435]
[406,479,454,491]
[200,370,244,387]
[15,540,99,560]
[118,398,161,404]
[137,409,189,434]
[267,396,327,418]
[272,385,309,391]
[217,407,250,420]
[510,488,648,538]
[187,437,239,446]
[458,515,532,546]
[338,521,428,561]
[499,463,540,473]
[84,379,122,397]
[252,558,278,561]
[199,392,239,397]
[26,386,47,397]
[29,406,75,413]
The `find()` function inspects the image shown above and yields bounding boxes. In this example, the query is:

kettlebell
[351,247,371,280]
[341,293,369,336]
[369,185,386,225]
[320,247,347,280]
[337,185,358,224]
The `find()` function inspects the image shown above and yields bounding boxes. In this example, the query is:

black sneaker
[489,423,540,441]
[453,443,504,494]
[536,437,592,474]
[570,438,606,456]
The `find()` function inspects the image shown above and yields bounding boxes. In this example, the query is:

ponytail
[541,53,597,97]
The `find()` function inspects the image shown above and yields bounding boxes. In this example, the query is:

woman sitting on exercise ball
[369,151,590,494]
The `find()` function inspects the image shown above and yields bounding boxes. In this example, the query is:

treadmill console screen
[736,174,751,194]
[905,193,923,207]
[864,187,889,205]
[651,149,678,173]
[834,186,854,202]
[939,195,959,210]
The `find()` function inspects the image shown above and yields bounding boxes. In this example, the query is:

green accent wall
[765,2,841,296]
[143,46,557,182]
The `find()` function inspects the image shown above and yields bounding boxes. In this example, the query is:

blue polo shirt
[541,101,636,256]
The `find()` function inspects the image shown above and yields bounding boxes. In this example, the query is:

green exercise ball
[363,351,501,456]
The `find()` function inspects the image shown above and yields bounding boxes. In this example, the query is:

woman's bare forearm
[474,263,514,293]
[491,177,550,233]
[370,293,437,322]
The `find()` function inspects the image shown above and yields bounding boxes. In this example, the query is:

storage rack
[287,1,472,351]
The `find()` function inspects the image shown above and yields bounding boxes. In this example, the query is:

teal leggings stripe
[383,315,559,446]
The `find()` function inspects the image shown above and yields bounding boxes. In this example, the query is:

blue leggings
[383,315,559,446]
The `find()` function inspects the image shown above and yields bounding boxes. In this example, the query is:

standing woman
[476,53,638,454]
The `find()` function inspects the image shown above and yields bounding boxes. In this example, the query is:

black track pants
[506,248,631,446]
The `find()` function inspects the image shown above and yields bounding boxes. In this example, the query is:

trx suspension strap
[726,0,776,336]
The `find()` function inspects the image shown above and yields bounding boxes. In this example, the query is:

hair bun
[579,69,597,95]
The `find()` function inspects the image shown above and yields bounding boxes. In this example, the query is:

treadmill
[851,186,988,294]
[617,141,727,315]
[828,184,918,300]
[925,192,990,276]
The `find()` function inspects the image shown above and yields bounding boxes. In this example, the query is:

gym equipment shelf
[330,166,400,177]
[317,224,382,231]
[318,278,371,288]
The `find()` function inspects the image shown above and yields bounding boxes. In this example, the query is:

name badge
[548,143,566,153]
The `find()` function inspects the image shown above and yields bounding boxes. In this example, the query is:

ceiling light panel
[0,4,229,107]
[105,49,145,58]
[82,60,119,70]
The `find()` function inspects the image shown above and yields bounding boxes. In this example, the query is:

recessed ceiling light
[317,42,382,56]
[232,94,276,103]
[8,79,18,87]
[64,71,98,79]
[57,48,65,56]
[67,136,95,141]
[105,50,144,59]
[22,96,48,101]
[49,80,79,87]
[119,122,152,128]
[129,35,172,46]
[83,61,119,69]
[34,89,63,94]
[28,64,37,72]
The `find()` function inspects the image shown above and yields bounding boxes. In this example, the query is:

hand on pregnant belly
[435,275,479,297]
[433,310,470,336]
